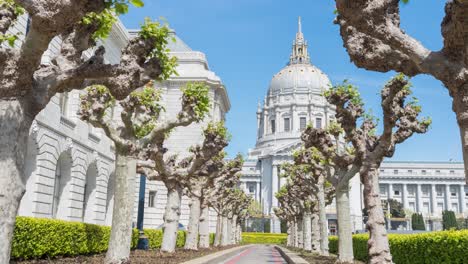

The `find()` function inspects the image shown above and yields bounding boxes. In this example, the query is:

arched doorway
[52,153,72,219]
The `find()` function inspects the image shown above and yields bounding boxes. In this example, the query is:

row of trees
[0,1,253,263]
[276,75,430,264]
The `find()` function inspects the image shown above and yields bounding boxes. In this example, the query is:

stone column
[416,184,423,213]
[431,184,437,215]
[272,165,279,208]
[256,181,260,201]
[402,184,408,209]
[388,184,393,200]
[460,185,466,215]
[445,185,450,211]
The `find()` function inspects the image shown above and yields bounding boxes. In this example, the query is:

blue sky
[121,1,461,162]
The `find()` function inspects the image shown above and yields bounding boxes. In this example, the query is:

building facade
[239,18,364,234]
[379,162,468,231]
[15,16,229,233]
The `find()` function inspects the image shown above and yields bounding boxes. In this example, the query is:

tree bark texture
[361,166,393,264]
[230,215,238,245]
[184,196,201,250]
[221,216,230,246]
[297,217,304,249]
[287,221,293,247]
[303,212,312,252]
[311,212,321,253]
[161,186,182,253]
[214,214,222,247]
[318,181,329,256]
[0,99,32,263]
[198,207,210,248]
[336,184,354,263]
[105,156,136,264]
[453,86,468,184]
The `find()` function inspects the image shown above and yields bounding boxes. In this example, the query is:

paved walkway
[220,245,287,264]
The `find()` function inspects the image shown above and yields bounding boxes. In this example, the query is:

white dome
[268,64,331,96]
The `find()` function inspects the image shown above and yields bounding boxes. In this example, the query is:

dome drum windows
[315,117,323,129]
[299,117,307,131]
[284,117,291,132]
[271,119,276,134]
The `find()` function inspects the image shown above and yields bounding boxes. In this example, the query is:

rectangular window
[408,186,416,197]
[452,203,459,213]
[449,170,455,174]
[437,202,444,212]
[315,118,322,129]
[422,186,430,197]
[409,202,416,212]
[421,170,427,175]
[436,186,443,197]
[408,170,413,173]
[379,186,386,195]
[249,184,255,193]
[435,170,441,174]
[451,187,457,197]
[284,118,290,132]
[393,170,398,174]
[394,190,400,196]
[300,117,307,130]
[271,120,276,133]
[423,202,430,214]
[148,191,156,208]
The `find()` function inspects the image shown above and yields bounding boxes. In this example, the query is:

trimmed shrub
[442,210,458,230]
[241,232,287,244]
[12,217,214,260]
[329,230,468,264]
[411,213,426,231]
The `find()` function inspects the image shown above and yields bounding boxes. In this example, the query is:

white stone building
[15,17,229,233]
[379,162,468,231]
[239,18,364,234]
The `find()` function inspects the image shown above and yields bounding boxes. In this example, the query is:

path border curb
[180,245,251,264]
[275,245,309,264]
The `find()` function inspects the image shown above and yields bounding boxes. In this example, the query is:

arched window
[105,173,115,226]
[52,153,72,219]
[83,165,97,223]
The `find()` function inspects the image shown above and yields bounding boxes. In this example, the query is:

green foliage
[248,200,263,218]
[387,199,405,218]
[411,213,426,231]
[329,230,468,264]
[204,121,232,141]
[129,86,164,138]
[181,82,211,121]
[82,0,145,40]
[324,80,363,106]
[241,232,286,245]
[140,18,178,80]
[0,0,24,47]
[11,217,214,260]
[442,210,458,230]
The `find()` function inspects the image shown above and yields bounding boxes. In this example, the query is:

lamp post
[136,174,149,250]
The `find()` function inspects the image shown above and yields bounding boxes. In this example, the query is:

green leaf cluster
[181,82,211,120]
[0,0,25,47]
[324,80,363,106]
[204,121,232,141]
[140,18,178,80]
[0,33,19,47]
[129,86,164,138]
[82,0,145,40]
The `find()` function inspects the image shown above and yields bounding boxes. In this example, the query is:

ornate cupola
[289,17,310,65]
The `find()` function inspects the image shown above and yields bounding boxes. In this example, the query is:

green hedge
[241,232,287,244]
[12,217,212,260]
[329,230,468,264]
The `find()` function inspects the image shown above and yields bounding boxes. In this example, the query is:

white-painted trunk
[236,223,242,244]
[311,212,321,253]
[318,181,329,256]
[161,185,182,253]
[0,99,32,264]
[336,184,354,263]
[105,156,136,264]
[221,216,230,246]
[198,207,210,248]
[303,212,312,251]
[214,214,222,247]
[293,220,299,248]
[230,215,238,245]
[185,196,201,250]
[297,217,304,249]
[286,221,292,247]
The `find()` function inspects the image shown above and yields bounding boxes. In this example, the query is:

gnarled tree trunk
[317,180,329,256]
[293,219,299,248]
[198,207,210,248]
[105,156,136,264]
[161,185,182,253]
[303,211,312,252]
[311,211,321,253]
[286,220,293,247]
[185,196,201,250]
[336,183,354,263]
[361,165,393,264]
[0,99,33,263]
[453,86,468,184]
